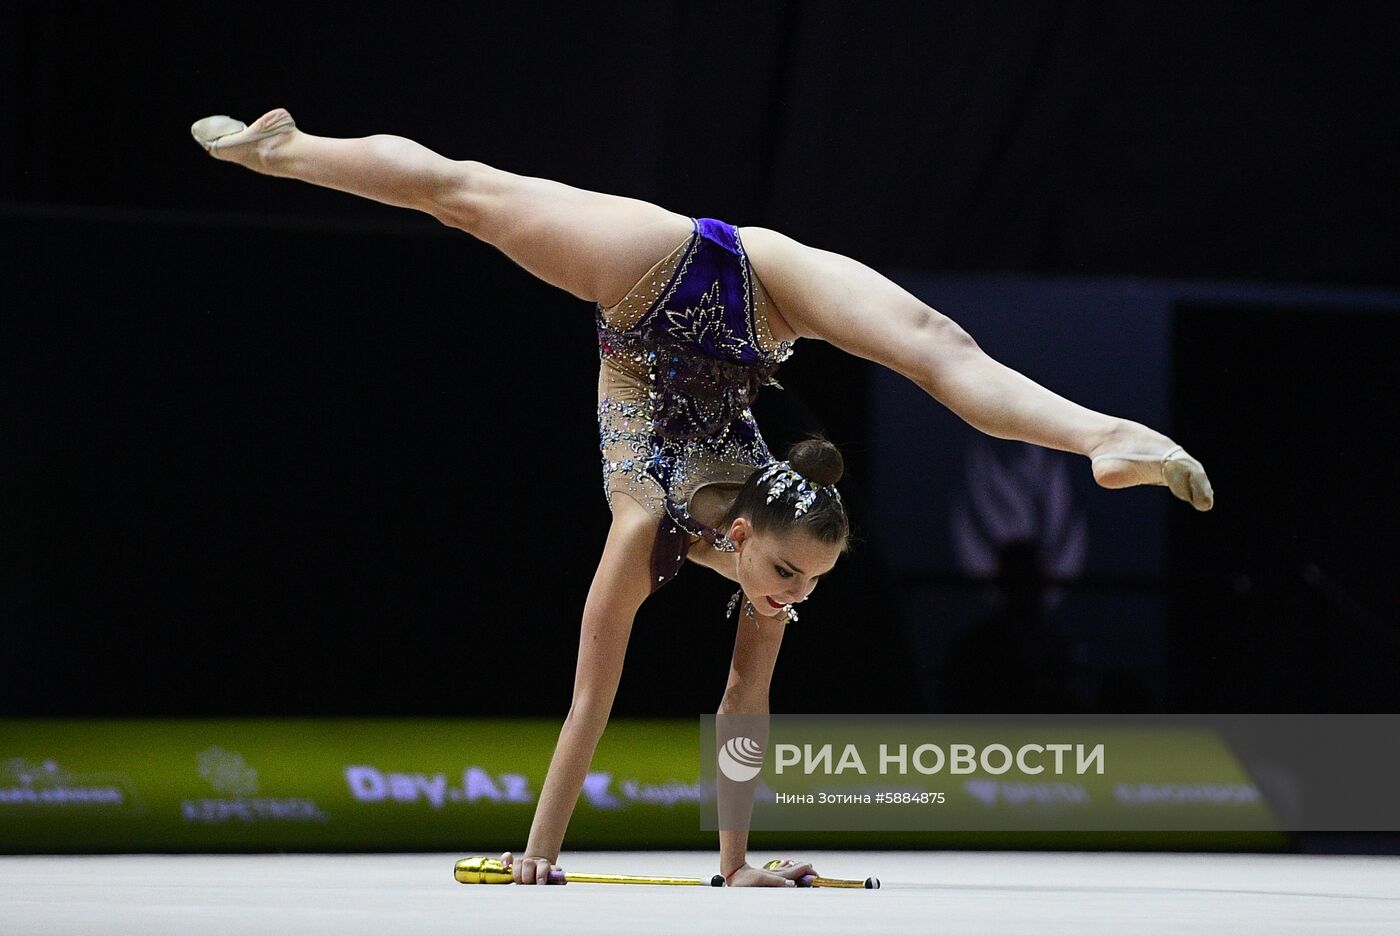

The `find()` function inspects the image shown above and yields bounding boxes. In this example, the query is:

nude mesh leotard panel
[594,217,794,589]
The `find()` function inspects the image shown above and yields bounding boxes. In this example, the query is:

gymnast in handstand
[191,109,1213,887]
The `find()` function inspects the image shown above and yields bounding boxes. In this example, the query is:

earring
[726,589,759,628]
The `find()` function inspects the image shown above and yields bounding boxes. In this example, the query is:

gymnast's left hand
[725,857,816,887]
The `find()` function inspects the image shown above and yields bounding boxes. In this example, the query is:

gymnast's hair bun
[787,437,844,487]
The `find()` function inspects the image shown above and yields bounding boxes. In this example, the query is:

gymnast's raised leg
[736,225,1213,508]
[192,108,692,309]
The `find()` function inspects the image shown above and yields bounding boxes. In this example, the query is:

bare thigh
[444,165,694,307]
[739,226,960,381]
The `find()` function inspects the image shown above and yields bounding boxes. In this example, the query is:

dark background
[4,1,1397,718]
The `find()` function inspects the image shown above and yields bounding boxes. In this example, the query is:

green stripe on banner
[0,720,1284,852]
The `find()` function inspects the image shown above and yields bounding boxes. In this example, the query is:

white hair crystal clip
[756,461,840,518]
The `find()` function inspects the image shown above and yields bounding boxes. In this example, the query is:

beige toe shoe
[190,109,295,153]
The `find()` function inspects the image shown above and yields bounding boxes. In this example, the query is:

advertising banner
[1,718,1319,852]
[0,719,703,852]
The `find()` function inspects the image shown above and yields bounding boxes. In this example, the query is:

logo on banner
[342,765,705,811]
[181,746,327,824]
[198,747,258,796]
[964,779,1090,808]
[0,758,134,809]
[344,765,535,808]
[950,442,1087,606]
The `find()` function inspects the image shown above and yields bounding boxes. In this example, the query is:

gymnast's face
[728,518,842,618]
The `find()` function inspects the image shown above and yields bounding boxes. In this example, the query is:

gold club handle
[454,856,715,886]
[762,858,880,889]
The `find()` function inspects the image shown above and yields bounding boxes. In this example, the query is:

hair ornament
[756,461,841,518]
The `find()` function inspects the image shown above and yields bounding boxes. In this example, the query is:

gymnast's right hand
[500,850,563,885]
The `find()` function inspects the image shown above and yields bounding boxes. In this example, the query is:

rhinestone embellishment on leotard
[595,219,798,614]
[664,281,749,359]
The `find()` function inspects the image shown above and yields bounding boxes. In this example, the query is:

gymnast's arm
[509,498,657,884]
[716,609,817,887]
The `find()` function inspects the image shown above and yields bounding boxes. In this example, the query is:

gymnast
[191,109,1213,887]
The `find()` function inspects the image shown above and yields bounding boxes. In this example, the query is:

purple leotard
[595,218,795,589]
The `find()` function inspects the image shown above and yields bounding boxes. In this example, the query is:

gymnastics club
[762,859,881,889]
[453,856,879,889]
[455,856,712,886]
